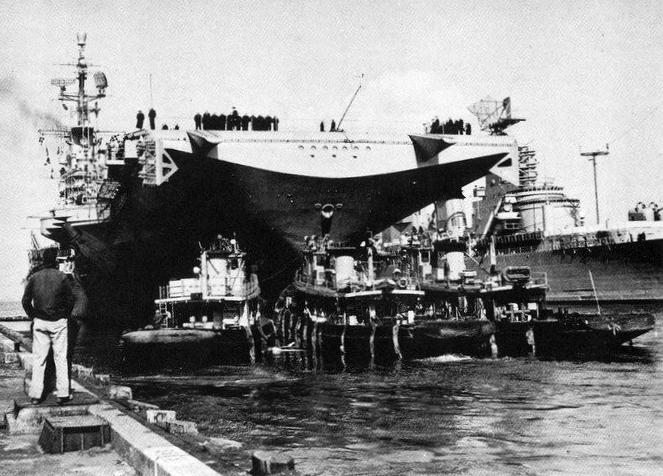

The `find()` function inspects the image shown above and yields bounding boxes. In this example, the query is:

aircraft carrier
[34,35,518,326]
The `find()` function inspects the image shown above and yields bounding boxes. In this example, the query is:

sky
[1,0,662,300]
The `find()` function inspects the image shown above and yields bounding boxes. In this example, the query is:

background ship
[35,35,518,327]
[433,97,663,311]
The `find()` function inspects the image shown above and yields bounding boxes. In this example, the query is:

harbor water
[121,316,663,475]
[3,301,663,475]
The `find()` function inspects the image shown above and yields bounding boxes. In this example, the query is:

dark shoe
[56,396,72,405]
[30,398,41,405]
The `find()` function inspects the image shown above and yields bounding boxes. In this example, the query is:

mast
[52,32,107,127]
[44,34,111,209]
[149,73,154,109]
[76,32,88,125]
[580,147,609,225]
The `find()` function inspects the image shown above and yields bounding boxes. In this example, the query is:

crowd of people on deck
[136,108,280,132]
[134,109,476,135]
[193,108,279,131]
[427,117,472,135]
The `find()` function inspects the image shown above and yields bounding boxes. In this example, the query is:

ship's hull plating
[470,238,663,306]
[51,146,507,325]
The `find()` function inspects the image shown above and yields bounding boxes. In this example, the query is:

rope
[258,255,302,284]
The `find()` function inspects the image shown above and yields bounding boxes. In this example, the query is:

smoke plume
[0,75,66,131]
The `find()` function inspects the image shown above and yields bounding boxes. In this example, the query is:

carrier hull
[471,238,663,305]
[43,138,510,325]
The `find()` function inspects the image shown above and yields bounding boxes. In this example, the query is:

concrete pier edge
[0,328,222,476]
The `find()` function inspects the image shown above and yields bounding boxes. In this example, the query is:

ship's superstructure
[434,98,663,306]
[471,180,663,303]
[39,33,120,238]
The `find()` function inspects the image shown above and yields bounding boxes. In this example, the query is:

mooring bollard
[78,367,95,380]
[251,450,295,475]
[70,364,85,378]
[126,399,159,416]
[167,419,198,435]
[145,409,176,425]
[108,385,133,401]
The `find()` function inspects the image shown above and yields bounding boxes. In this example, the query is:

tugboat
[284,232,655,367]
[285,234,506,367]
[427,234,656,357]
[120,236,260,370]
[288,235,426,367]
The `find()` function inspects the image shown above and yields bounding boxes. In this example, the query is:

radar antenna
[468,96,524,135]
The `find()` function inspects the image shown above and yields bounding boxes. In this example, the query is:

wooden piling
[392,322,402,360]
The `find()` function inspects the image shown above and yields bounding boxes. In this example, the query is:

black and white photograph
[0,1,662,475]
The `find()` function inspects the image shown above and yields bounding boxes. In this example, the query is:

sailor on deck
[148,108,157,130]
[136,110,145,129]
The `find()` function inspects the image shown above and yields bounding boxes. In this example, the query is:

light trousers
[30,318,69,399]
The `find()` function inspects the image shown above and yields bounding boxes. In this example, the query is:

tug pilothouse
[120,236,261,370]
[152,236,260,329]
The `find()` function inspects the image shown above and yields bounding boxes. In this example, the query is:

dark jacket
[22,268,87,321]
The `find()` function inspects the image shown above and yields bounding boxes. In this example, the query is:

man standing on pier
[22,249,87,405]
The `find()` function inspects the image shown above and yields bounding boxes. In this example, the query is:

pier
[0,320,234,476]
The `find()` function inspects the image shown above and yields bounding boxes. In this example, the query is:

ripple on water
[118,324,663,476]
